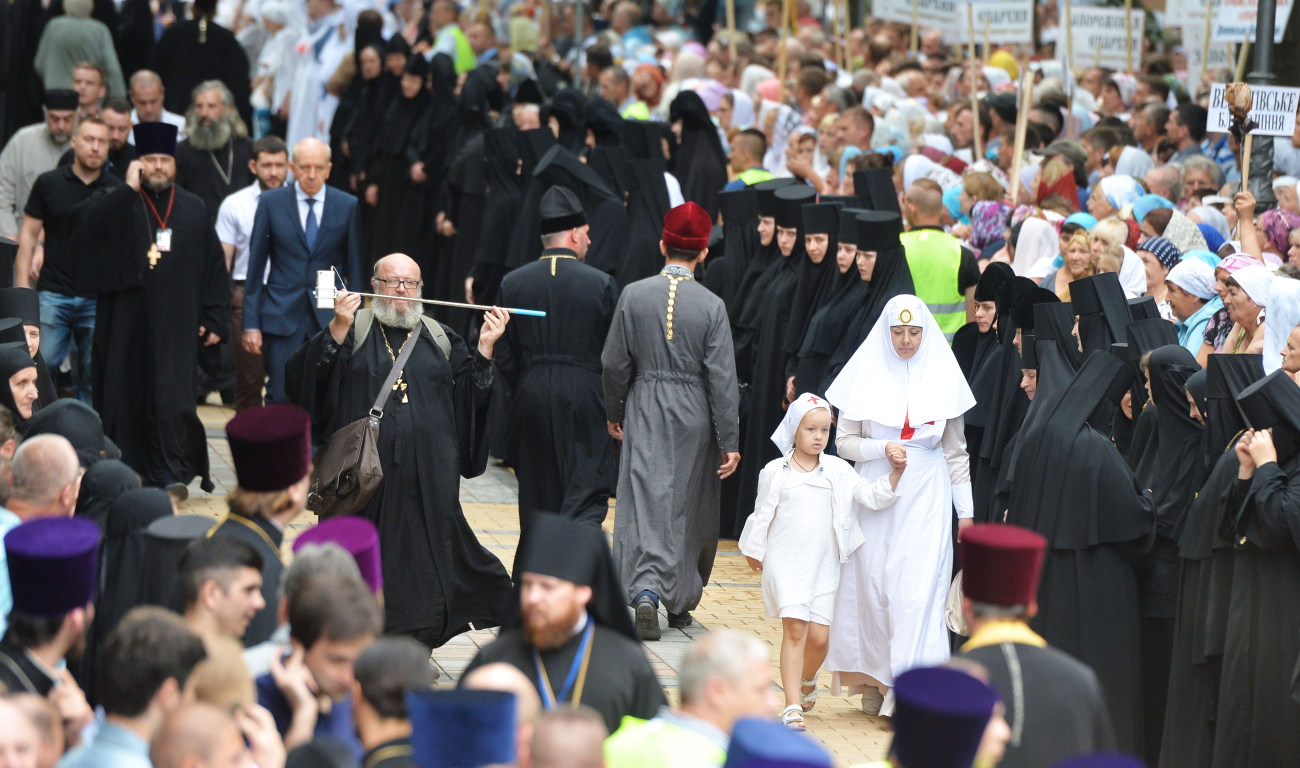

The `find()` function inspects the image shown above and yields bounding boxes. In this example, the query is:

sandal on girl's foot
[800,677,819,711]
[780,705,806,729]
[861,687,885,715]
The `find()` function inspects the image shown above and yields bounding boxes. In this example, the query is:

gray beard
[188,119,232,151]
[373,297,424,329]
[144,177,174,192]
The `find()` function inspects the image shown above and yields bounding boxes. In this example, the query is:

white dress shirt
[215,182,263,281]
[295,182,327,233]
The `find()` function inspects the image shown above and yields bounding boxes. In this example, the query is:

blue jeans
[39,291,95,404]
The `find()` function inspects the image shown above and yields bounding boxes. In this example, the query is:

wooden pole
[1008,70,1034,204]
[1201,6,1213,83]
[911,1,920,55]
[839,0,849,72]
[1242,133,1254,191]
[725,0,737,60]
[1065,0,1075,76]
[983,17,991,60]
[968,3,983,163]
[1124,0,1133,73]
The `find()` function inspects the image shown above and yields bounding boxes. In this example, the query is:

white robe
[825,416,971,716]
[285,11,351,149]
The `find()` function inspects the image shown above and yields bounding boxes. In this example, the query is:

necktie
[305,198,318,251]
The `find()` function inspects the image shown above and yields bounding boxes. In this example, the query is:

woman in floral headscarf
[969,200,1012,254]
[1258,207,1300,258]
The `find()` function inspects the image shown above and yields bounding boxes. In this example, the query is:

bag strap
[370,325,420,418]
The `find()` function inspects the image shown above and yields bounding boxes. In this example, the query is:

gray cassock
[601,272,740,613]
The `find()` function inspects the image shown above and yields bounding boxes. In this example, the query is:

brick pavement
[184,404,892,765]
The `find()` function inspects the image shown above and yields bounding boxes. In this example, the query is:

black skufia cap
[855,210,903,252]
[0,288,39,326]
[538,185,587,235]
[754,178,799,218]
[515,79,544,106]
[801,201,841,236]
[773,185,816,229]
[853,168,900,215]
[719,188,759,223]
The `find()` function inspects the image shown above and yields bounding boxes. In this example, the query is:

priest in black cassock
[72,122,229,495]
[284,252,512,649]
[958,523,1116,768]
[460,512,666,735]
[495,186,618,534]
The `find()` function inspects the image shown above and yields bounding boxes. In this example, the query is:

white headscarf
[771,393,832,455]
[1189,205,1230,241]
[1233,264,1276,307]
[826,295,976,427]
[903,155,939,189]
[1114,146,1154,178]
[1118,246,1147,298]
[1099,175,1145,210]
[1014,217,1060,278]
[729,89,755,131]
[1264,277,1300,374]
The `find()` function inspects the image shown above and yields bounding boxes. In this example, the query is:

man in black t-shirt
[14,116,123,403]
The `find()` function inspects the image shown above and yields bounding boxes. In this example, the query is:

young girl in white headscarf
[738,392,903,730]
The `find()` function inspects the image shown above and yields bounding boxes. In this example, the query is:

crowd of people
[1,0,1300,765]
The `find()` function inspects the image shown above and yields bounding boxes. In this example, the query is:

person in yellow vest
[724,130,774,191]
[604,630,778,768]
[426,0,476,74]
[901,178,981,341]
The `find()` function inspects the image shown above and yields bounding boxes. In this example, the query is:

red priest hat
[663,202,712,251]
[226,405,312,492]
[959,523,1047,607]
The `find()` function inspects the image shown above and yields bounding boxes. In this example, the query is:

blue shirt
[256,672,361,757]
[58,721,150,768]
[0,506,22,638]
[1175,296,1222,355]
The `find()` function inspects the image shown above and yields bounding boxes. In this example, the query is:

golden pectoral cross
[148,244,161,269]
[393,377,409,403]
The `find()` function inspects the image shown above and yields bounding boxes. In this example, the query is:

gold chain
[661,272,693,340]
[380,325,415,401]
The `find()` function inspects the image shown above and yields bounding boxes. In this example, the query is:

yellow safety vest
[736,167,774,186]
[900,229,967,341]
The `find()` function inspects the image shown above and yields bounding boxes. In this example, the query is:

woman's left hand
[956,517,973,540]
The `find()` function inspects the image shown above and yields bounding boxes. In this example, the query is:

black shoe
[165,482,190,503]
[667,611,693,628]
[635,596,660,641]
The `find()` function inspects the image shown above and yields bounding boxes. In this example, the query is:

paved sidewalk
[185,405,891,765]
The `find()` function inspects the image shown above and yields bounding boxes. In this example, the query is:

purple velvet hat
[292,516,382,594]
[5,517,101,616]
[893,666,1000,768]
[226,405,312,492]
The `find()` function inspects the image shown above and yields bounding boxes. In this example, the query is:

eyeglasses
[372,278,423,289]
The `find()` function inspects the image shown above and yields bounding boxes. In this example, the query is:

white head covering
[903,154,940,189]
[1118,246,1147,298]
[983,66,1011,91]
[1013,217,1060,278]
[740,65,776,100]
[1233,265,1276,307]
[922,133,954,156]
[771,393,832,455]
[1264,277,1300,374]
[825,295,976,427]
[1166,258,1217,300]
[728,89,755,131]
[1272,175,1299,191]
[1189,205,1230,241]
[1114,146,1154,178]
[1099,175,1145,210]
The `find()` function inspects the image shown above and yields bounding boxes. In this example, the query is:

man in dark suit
[957,523,1116,768]
[243,136,362,403]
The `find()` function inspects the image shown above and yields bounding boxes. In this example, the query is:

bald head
[530,707,607,768]
[461,662,542,725]
[10,435,80,514]
[292,137,332,197]
[150,702,242,768]
[373,253,422,282]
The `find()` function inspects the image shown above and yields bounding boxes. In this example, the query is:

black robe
[367,89,433,269]
[495,254,619,533]
[363,737,414,768]
[175,137,254,226]
[209,511,285,647]
[74,183,229,489]
[667,91,726,220]
[0,640,55,695]
[151,18,253,126]
[1006,351,1155,752]
[732,246,800,537]
[961,640,1116,768]
[462,622,666,735]
[285,319,511,646]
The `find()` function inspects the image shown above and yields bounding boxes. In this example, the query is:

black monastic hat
[855,210,902,252]
[538,185,587,235]
[773,185,816,229]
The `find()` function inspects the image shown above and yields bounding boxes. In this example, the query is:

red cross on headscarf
[807,396,821,405]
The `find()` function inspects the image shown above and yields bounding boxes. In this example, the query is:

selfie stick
[313,269,547,317]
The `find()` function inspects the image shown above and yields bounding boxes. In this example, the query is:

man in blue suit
[243,137,362,403]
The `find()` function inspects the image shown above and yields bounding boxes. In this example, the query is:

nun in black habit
[793,208,873,399]
[667,90,727,220]
[1210,372,1300,767]
[1123,319,1180,469]
[1006,350,1154,752]
[699,188,759,310]
[783,201,843,396]
[731,178,799,377]
[731,185,812,537]
[0,342,37,429]
[473,128,556,307]
[955,262,1014,490]
[1129,344,1204,765]
[1160,355,1262,768]
[0,287,56,406]
[615,121,674,288]
[365,54,434,270]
